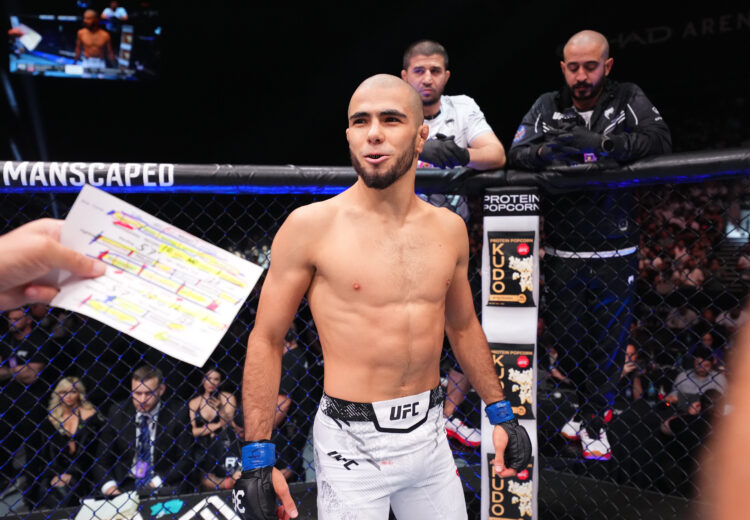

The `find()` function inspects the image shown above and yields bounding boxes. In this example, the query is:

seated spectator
[539,339,573,390]
[672,256,705,289]
[716,305,749,336]
[659,388,723,497]
[665,347,727,411]
[671,239,688,269]
[614,343,645,411]
[666,305,700,331]
[189,369,242,490]
[737,243,750,281]
[1,307,58,509]
[1,308,53,396]
[39,377,104,508]
[97,365,193,497]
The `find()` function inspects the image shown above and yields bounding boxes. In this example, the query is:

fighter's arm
[242,209,315,443]
[443,214,531,476]
[75,30,82,61]
[467,131,506,171]
[238,211,311,520]
[105,33,115,63]
[443,214,503,406]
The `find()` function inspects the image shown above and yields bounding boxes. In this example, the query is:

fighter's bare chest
[82,32,108,46]
[313,227,457,299]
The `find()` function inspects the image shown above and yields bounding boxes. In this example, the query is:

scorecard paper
[50,185,264,366]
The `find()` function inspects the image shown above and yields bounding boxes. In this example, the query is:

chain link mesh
[0,177,746,519]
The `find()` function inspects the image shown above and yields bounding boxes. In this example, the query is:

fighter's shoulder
[418,198,468,237]
[278,198,338,237]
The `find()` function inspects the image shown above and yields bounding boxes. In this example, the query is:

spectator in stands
[613,343,645,410]
[400,39,506,447]
[737,242,750,283]
[715,304,749,336]
[97,365,193,497]
[659,388,722,497]
[539,333,573,389]
[1,308,51,392]
[272,329,307,481]
[665,347,727,411]
[190,368,242,490]
[672,256,705,289]
[39,377,104,508]
[509,29,671,461]
[671,239,688,269]
[666,304,700,331]
[2,305,69,511]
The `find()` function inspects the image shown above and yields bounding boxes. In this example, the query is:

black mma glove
[486,400,532,473]
[535,141,580,165]
[232,442,277,520]
[419,133,471,168]
[555,126,606,153]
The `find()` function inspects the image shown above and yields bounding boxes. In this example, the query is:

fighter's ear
[416,124,429,153]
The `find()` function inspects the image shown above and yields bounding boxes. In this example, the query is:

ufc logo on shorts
[389,401,419,421]
[232,489,245,513]
[327,451,359,470]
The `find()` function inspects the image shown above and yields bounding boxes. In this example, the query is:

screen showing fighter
[7,2,160,81]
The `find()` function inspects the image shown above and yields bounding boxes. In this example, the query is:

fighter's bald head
[564,30,609,61]
[348,74,424,127]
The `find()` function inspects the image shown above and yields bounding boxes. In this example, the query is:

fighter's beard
[351,145,416,190]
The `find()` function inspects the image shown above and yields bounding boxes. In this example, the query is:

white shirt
[421,94,494,148]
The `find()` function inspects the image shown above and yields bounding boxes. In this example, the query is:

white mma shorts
[313,387,468,520]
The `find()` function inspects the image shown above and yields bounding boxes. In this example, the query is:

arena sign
[2,161,175,187]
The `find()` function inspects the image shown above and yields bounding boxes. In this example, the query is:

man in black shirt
[509,30,671,461]
[1,307,58,510]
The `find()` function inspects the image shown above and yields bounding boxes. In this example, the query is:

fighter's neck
[353,176,418,219]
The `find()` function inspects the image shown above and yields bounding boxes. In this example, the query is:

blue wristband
[241,442,276,470]
[485,400,515,424]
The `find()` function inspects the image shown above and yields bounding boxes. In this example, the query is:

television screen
[8,1,160,81]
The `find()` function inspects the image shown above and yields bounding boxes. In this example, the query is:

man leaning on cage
[508,30,671,460]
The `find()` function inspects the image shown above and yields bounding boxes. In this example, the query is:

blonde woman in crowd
[39,376,103,508]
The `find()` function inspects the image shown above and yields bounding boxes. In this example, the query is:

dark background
[3,0,750,166]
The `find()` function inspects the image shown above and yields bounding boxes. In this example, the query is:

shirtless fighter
[74,10,114,69]
[234,74,531,520]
